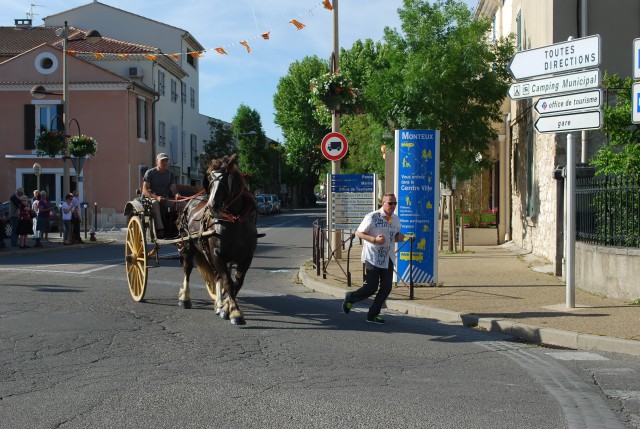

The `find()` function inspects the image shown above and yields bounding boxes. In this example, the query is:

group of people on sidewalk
[1,187,83,250]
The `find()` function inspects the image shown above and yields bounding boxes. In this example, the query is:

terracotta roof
[0,25,159,58]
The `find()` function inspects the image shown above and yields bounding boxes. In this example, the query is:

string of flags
[70,0,333,60]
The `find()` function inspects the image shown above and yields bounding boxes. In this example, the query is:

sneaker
[366,316,387,325]
[342,293,352,314]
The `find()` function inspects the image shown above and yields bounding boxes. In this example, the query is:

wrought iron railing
[576,176,640,248]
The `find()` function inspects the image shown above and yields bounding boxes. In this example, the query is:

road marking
[546,351,609,361]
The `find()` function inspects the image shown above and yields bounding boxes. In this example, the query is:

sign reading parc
[509,35,600,80]
[394,129,440,285]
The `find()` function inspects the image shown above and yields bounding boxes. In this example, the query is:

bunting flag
[64,1,331,59]
[289,19,305,30]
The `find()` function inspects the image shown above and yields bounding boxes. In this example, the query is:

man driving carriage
[142,153,180,239]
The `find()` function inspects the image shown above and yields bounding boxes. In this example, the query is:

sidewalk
[299,242,640,357]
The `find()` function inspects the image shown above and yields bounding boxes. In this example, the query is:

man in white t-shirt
[342,193,404,324]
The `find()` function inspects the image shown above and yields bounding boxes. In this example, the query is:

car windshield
[256,196,265,203]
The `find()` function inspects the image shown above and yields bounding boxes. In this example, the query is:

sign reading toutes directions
[534,90,601,115]
[534,110,602,133]
[509,35,600,80]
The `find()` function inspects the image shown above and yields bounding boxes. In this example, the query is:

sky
[2,0,478,143]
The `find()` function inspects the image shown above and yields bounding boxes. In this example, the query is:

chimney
[14,19,33,28]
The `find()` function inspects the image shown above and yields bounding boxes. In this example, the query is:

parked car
[255,195,272,215]
[1,201,10,238]
[259,194,281,213]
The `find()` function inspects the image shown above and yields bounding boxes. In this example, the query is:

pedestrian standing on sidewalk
[343,193,404,324]
[71,189,83,244]
[8,187,24,247]
[61,194,74,245]
[17,196,33,249]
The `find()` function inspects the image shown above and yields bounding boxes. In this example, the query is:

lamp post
[30,21,102,199]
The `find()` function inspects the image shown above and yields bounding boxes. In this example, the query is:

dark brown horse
[177,154,258,325]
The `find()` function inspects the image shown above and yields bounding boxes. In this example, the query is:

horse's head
[206,154,243,213]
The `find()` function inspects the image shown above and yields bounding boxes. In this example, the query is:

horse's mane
[206,154,249,191]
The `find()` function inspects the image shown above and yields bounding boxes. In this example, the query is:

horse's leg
[215,278,225,316]
[195,253,224,315]
[212,250,244,325]
[178,248,194,309]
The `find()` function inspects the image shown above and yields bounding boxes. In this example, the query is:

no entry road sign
[321,132,348,161]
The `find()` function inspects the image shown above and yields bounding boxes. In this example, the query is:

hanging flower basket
[68,135,98,157]
[309,70,357,111]
[35,130,65,158]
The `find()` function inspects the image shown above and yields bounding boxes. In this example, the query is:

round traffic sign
[320,132,348,161]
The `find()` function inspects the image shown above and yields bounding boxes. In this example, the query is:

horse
[176,154,258,325]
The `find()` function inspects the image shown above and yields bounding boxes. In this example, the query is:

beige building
[475,0,640,298]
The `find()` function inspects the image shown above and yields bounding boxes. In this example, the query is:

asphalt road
[1,208,639,428]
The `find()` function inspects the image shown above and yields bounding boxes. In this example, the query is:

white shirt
[357,208,401,268]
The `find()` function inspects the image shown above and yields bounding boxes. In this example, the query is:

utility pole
[330,0,342,259]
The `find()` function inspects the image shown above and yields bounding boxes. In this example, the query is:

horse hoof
[231,317,246,325]
[179,300,192,309]
[215,307,221,315]
[219,311,230,320]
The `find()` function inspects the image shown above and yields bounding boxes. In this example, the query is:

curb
[298,267,640,357]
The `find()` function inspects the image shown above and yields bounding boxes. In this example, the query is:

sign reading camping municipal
[509,35,600,80]
[394,130,439,285]
[508,69,600,100]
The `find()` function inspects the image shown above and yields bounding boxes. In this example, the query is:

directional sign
[633,82,640,124]
[634,38,640,80]
[534,110,601,134]
[534,90,601,115]
[321,132,348,161]
[508,69,599,100]
[509,35,600,80]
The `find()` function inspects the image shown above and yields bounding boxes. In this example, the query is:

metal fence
[576,176,640,248]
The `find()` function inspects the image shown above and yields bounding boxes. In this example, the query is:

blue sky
[3,0,478,143]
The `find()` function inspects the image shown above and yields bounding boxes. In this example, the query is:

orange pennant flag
[261,32,270,40]
[144,54,158,61]
[290,19,305,30]
[66,50,77,56]
[240,41,251,53]
[215,47,228,55]
[323,0,333,10]
[93,52,104,59]
[117,53,129,59]
[169,53,179,61]
[190,51,204,58]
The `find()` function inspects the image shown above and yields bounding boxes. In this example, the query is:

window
[181,82,186,104]
[159,120,166,146]
[190,133,197,168]
[24,103,62,150]
[516,11,522,51]
[171,79,178,103]
[190,87,196,109]
[137,97,147,140]
[37,104,61,134]
[186,48,198,70]
[158,70,165,96]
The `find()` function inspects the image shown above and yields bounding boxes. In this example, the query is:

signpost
[534,110,601,133]
[508,69,599,100]
[508,35,600,80]
[634,38,640,80]
[534,89,601,115]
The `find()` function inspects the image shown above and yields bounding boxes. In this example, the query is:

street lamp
[30,21,102,199]
[234,130,257,149]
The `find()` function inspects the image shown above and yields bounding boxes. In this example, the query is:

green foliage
[363,0,515,187]
[35,129,65,158]
[591,73,640,181]
[200,118,234,173]
[233,104,268,189]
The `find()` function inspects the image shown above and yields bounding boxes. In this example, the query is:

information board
[328,174,376,230]
[394,130,440,285]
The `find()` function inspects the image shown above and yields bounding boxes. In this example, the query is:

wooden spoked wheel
[125,216,148,302]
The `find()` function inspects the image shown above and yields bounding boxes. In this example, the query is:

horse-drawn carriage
[123,154,259,325]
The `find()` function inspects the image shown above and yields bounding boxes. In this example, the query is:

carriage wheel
[125,216,148,302]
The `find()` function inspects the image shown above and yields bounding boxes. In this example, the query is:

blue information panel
[394,130,440,284]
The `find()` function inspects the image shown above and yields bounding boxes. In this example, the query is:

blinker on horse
[177,154,258,325]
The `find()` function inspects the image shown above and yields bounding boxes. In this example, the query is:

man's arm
[142,180,162,202]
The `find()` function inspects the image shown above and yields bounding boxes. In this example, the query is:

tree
[199,118,234,174]
[233,104,268,190]
[274,56,331,205]
[591,73,640,181]
[364,0,515,188]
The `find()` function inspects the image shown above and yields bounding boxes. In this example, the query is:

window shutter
[24,104,35,150]
[56,104,64,130]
